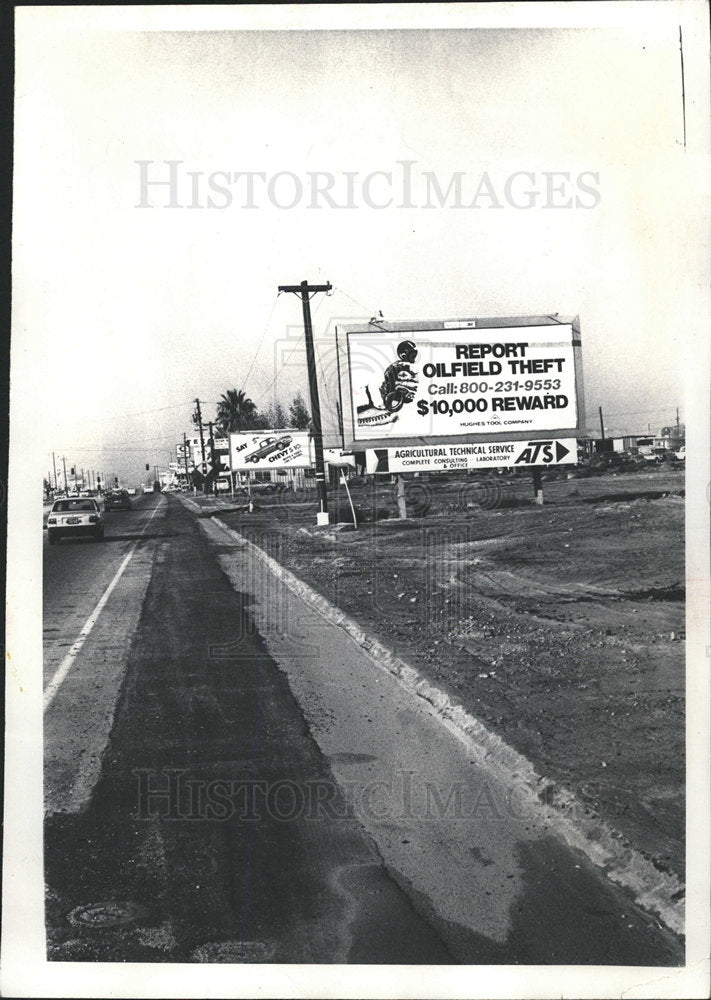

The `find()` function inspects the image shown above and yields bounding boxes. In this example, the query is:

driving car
[47,497,104,544]
[244,435,293,463]
[104,489,132,511]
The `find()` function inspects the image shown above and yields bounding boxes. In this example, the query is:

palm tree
[216,389,260,435]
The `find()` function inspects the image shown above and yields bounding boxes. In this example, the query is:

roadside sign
[324,448,356,468]
[366,438,577,474]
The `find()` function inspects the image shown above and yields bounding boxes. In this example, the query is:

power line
[236,290,283,400]
[50,436,182,453]
[254,290,331,408]
[89,400,195,422]
[597,405,681,419]
[253,331,305,406]
[331,285,376,316]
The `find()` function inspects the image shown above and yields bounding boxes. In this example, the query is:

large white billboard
[339,317,584,451]
[229,431,314,470]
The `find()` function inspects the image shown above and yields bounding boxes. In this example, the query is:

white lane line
[43,499,164,713]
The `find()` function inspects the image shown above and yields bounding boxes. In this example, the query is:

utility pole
[676,407,680,438]
[193,398,207,493]
[61,456,67,494]
[194,399,206,466]
[183,432,190,484]
[52,452,58,491]
[277,279,332,522]
[208,421,218,496]
[598,406,605,442]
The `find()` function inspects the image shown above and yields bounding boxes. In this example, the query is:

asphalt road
[43,493,684,965]
[43,494,452,963]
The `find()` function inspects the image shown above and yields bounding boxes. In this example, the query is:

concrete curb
[184,497,684,936]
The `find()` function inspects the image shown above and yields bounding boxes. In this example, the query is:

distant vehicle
[143,483,154,493]
[47,497,104,544]
[104,489,132,511]
[244,435,293,464]
[674,445,686,461]
[126,487,137,496]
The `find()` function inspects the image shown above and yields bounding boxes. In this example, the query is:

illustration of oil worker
[357,340,420,414]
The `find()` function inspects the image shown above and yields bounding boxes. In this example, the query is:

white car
[674,446,685,461]
[126,487,137,496]
[47,497,105,544]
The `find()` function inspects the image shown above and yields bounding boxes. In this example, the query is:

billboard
[365,438,577,474]
[338,316,584,453]
[229,431,314,470]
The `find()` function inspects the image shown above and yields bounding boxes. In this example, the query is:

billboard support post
[278,279,332,523]
[532,468,544,505]
[395,474,408,519]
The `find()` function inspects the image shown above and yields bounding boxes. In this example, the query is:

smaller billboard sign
[366,438,577,474]
[230,431,314,470]
[324,448,356,468]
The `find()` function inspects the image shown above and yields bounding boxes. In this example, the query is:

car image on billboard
[244,435,292,464]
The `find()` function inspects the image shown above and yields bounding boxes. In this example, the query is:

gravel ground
[204,466,685,883]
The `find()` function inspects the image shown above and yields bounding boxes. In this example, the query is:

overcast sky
[13,4,709,483]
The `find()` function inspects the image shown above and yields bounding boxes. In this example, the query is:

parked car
[143,483,154,493]
[104,489,132,511]
[126,487,137,496]
[674,445,686,461]
[47,497,104,544]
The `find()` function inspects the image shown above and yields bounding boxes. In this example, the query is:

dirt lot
[208,466,685,883]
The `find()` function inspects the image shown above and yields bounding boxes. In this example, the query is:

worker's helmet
[397,340,418,363]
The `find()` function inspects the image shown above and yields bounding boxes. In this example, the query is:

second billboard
[229,431,314,470]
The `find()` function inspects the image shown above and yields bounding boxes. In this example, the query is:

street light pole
[277,279,332,522]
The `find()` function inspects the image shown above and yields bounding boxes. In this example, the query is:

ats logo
[514,441,571,465]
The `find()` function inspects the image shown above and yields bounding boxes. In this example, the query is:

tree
[262,401,289,428]
[272,401,289,428]
[289,392,311,430]
[215,389,260,435]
